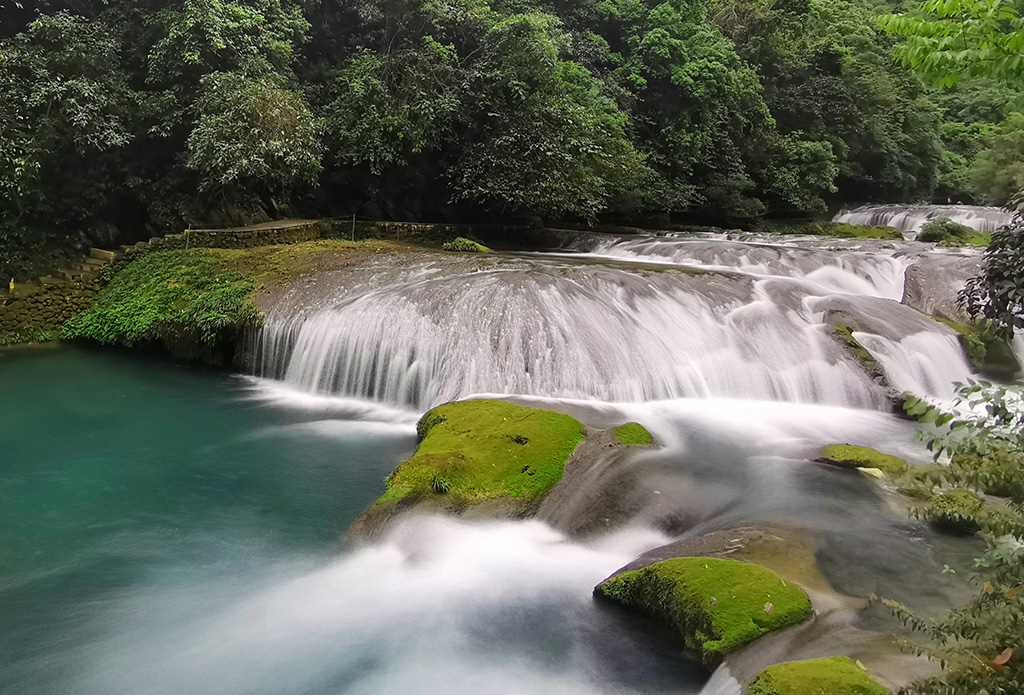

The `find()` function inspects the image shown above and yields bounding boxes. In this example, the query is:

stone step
[82,257,108,268]
[55,268,87,281]
[119,244,137,254]
[90,248,116,261]
[134,241,150,250]
[39,276,66,286]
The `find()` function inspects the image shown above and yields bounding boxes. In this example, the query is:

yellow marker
[8,278,13,293]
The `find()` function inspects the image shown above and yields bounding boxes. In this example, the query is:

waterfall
[254,257,896,410]
[250,234,985,411]
[834,204,1014,234]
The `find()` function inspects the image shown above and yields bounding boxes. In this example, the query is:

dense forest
[0,0,1021,269]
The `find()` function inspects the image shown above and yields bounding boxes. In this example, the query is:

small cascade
[854,331,974,399]
[834,204,1014,234]
[577,236,910,300]
[254,259,891,410]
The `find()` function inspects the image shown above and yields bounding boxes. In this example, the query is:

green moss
[62,249,263,346]
[925,488,985,534]
[596,557,811,664]
[442,237,490,253]
[917,218,989,247]
[614,422,653,445]
[760,220,903,241]
[376,399,585,507]
[748,657,890,695]
[934,317,1014,373]
[832,324,876,367]
[819,444,907,476]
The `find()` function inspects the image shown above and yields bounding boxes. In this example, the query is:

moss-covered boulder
[613,422,654,445]
[379,399,584,507]
[817,445,907,477]
[924,488,985,534]
[595,557,812,665]
[759,220,903,241]
[748,657,890,695]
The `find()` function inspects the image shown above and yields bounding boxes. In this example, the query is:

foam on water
[70,517,695,695]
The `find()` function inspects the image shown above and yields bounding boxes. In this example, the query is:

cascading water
[254,233,980,411]
[834,203,1014,234]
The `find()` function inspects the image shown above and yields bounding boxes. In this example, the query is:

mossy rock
[832,324,877,368]
[376,399,585,508]
[760,220,903,241]
[595,557,811,665]
[817,445,907,477]
[916,217,989,247]
[748,657,890,695]
[613,422,653,445]
[442,237,490,253]
[924,488,985,534]
[934,317,1020,378]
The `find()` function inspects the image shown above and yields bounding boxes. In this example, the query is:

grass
[376,399,586,507]
[748,657,890,695]
[62,249,262,345]
[760,220,904,241]
[819,444,908,477]
[614,422,653,445]
[596,557,812,664]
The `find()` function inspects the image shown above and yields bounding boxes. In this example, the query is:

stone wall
[0,273,102,340]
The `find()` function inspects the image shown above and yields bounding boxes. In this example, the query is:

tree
[451,13,650,218]
[969,111,1024,206]
[880,0,1024,88]
[186,72,321,198]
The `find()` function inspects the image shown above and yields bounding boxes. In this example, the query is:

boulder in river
[595,557,812,666]
[816,444,908,478]
[347,398,656,542]
[748,656,890,695]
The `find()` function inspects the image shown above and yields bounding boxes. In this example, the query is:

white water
[70,517,690,695]
[834,204,1013,234]
[254,234,978,411]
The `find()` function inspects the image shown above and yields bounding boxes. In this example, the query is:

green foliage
[917,216,989,245]
[327,39,460,174]
[613,422,654,445]
[62,249,263,345]
[187,72,321,196]
[376,399,586,507]
[880,0,1024,88]
[596,557,812,664]
[935,317,1011,371]
[968,112,1024,206]
[451,13,651,219]
[832,324,879,367]
[0,326,56,346]
[960,214,1024,336]
[748,657,890,695]
[886,384,1024,694]
[442,237,489,252]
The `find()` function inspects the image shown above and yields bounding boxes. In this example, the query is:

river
[2,227,1011,694]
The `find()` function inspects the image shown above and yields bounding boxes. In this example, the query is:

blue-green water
[0,346,705,695]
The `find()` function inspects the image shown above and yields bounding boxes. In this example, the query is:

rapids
[833,203,1014,234]
[3,229,1016,695]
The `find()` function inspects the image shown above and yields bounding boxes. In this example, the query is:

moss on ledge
[760,220,903,241]
[613,422,653,445]
[62,249,262,348]
[935,317,1020,377]
[442,237,490,253]
[376,399,585,508]
[832,324,877,368]
[818,444,907,477]
[595,557,811,664]
[748,657,890,695]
